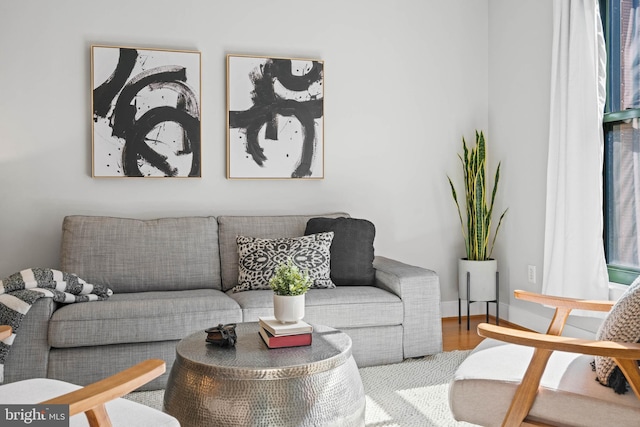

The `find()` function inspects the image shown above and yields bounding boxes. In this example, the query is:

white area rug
[125,350,477,426]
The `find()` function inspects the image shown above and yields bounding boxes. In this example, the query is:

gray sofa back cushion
[217,213,349,291]
[61,215,222,293]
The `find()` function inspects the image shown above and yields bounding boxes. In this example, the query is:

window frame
[602,0,640,285]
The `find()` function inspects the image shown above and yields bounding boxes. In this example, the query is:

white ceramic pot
[458,259,498,302]
[273,294,306,323]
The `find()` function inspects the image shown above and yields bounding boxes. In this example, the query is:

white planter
[458,259,498,302]
[273,294,306,323]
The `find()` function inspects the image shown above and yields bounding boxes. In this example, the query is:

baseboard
[442,301,596,338]
[443,289,617,336]
[440,300,509,321]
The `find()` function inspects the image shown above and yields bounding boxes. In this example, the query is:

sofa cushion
[228,286,403,328]
[49,289,242,347]
[450,338,640,427]
[305,217,376,286]
[233,232,335,292]
[594,276,640,393]
[217,213,349,291]
[61,216,222,293]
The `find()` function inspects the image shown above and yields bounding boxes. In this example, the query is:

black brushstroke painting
[92,47,201,177]
[228,57,323,178]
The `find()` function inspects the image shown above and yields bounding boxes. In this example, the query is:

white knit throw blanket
[0,268,113,382]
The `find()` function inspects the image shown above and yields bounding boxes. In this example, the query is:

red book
[259,326,312,349]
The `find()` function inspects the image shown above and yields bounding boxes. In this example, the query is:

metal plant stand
[458,271,500,331]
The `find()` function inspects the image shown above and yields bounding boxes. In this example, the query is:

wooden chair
[0,326,179,427]
[449,290,640,427]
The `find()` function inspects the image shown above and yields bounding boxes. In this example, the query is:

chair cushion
[450,338,640,427]
[217,213,349,291]
[228,286,403,328]
[0,378,179,427]
[233,233,335,292]
[594,276,640,393]
[49,289,242,347]
[305,217,376,286]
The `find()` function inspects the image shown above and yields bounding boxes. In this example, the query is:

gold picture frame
[226,54,324,179]
[91,45,202,178]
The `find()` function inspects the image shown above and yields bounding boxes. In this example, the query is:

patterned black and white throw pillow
[233,232,335,293]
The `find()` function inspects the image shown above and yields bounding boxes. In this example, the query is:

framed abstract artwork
[227,54,324,179]
[91,45,201,177]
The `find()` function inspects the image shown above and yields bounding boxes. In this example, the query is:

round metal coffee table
[163,322,365,427]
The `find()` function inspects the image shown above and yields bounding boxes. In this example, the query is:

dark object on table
[205,323,237,347]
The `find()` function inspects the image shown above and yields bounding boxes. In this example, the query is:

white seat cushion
[449,338,640,427]
[0,378,179,427]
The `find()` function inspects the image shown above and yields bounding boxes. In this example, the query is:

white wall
[489,1,585,332]
[0,1,489,304]
[2,1,584,332]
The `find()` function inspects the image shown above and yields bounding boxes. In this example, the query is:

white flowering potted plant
[269,258,311,323]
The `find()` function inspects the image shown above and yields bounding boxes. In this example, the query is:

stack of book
[258,316,313,349]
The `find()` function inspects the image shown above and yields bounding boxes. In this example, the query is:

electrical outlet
[527,265,537,284]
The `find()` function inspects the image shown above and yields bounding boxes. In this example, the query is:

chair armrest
[0,326,11,340]
[373,256,442,357]
[41,359,166,417]
[514,290,614,335]
[478,323,640,359]
[514,290,614,312]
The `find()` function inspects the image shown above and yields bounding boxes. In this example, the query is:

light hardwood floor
[442,315,527,352]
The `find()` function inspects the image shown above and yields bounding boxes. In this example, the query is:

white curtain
[542,0,609,308]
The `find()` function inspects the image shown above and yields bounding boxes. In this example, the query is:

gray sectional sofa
[4,213,442,390]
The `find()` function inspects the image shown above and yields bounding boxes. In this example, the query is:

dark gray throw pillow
[305,217,375,286]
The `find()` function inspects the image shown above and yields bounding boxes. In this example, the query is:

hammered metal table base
[164,323,365,427]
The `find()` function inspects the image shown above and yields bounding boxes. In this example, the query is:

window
[603,0,640,283]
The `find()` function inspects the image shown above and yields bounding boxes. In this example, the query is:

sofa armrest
[3,298,57,383]
[373,256,442,357]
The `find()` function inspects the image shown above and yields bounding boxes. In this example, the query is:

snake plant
[448,131,507,261]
